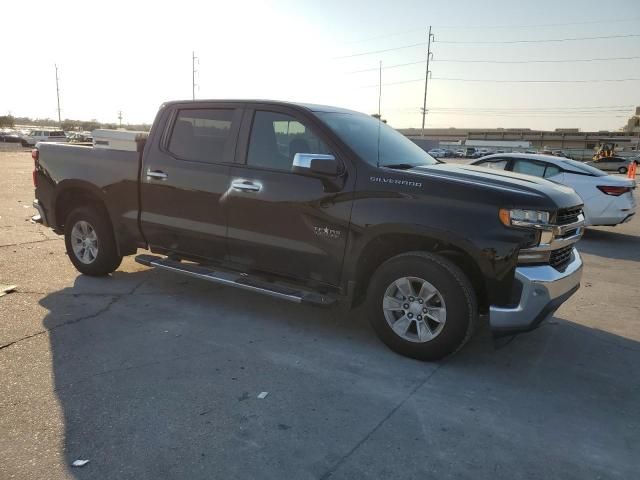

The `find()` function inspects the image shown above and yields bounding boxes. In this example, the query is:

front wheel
[618,166,628,174]
[64,206,122,276]
[366,252,477,361]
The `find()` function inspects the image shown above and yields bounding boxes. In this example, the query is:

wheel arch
[349,230,489,313]
[53,180,110,230]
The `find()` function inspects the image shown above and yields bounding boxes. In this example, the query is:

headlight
[499,208,550,228]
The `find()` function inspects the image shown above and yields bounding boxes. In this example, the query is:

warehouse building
[401,107,640,160]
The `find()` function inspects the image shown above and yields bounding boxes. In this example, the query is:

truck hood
[407,163,583,209]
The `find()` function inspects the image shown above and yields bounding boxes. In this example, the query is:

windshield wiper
[381,163,415,170]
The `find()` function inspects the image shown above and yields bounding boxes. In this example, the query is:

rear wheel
[64,206,122,276]
[366,252,477,361]
[618,166,628,174]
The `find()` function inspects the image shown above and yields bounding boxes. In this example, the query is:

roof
[161,99,360,115]
[476,152,567,165]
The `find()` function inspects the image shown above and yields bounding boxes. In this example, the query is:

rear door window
[477,159,508,170]
[168,109,238,164]
[544,165,561,178]
[512,159,546,177]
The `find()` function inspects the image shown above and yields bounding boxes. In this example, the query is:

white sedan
[470,153,636,226]
[428,148,447,158]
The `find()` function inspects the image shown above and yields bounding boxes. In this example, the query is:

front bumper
[490,248,583,335]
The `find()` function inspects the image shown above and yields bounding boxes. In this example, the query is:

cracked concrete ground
[1,147,639,479]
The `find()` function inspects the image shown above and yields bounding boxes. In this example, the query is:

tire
[366,252,477,361]
[618,166,627,174]
[64,205,122,276]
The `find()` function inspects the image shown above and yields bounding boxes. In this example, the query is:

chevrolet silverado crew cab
[31,100,585,360]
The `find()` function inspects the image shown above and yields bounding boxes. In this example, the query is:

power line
[334,42,425,59]
[348,60,425,73]
[347,55,640,73]
[425,112,630,118]
[435,55,640,64]
[342,17,640,44]
[436,33,640,45]
[434,76,640,83]
[363,77,640,87]
[435,17,640,30]
[335,33,639,59]
[390,104,635,112]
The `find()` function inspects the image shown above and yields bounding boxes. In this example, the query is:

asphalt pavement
[1,146,638,479]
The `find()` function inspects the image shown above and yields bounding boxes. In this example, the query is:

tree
[0,115,15,128]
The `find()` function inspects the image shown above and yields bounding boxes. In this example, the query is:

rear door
[224,106,355,287]
[140,103,242,261]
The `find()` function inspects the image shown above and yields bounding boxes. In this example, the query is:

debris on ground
[257,392,269,399]
[0,285,17,297]
[71,459,90,467]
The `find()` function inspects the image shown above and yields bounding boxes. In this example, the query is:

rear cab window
[167,108,241,164]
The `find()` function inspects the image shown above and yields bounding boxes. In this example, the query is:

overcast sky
[2,0,639,130]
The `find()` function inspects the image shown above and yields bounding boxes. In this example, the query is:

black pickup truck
[32,100,585,360]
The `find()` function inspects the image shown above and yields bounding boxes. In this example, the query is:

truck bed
[36,142,140,188]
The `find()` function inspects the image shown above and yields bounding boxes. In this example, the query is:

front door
[225,107,354,287]
[140,105,243,261]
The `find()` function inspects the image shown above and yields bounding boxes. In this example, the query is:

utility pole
[378,60,382,118]
[192,51,198,100]
[421,26,434,137]
[118,110,123,128]
[54,64,62,126]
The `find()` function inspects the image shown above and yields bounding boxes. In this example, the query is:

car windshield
[562,159,607,177]
[316,111,437,168]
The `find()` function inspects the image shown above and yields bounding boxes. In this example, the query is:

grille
[556,206,582,225]
[549,245,574,271]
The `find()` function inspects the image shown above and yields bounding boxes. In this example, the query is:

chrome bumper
[490,248,583,334]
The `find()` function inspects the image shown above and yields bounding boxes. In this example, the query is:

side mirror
[292,153,339,177]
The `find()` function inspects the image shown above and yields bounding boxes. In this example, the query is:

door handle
[231,179,261,192]
[147,169,168,180]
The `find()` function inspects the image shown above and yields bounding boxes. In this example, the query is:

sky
[1,0,639,131]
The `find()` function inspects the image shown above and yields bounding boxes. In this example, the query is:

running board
[135,254,337,307]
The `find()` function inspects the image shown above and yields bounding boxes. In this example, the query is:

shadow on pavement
[579,228,640,262]
[40,270,639,479]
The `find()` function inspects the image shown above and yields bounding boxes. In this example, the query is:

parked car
[463,147,480,158]
[67,131,93,143]
[552,150,571,159]
[21,129,68,147]
[427,148,446,158]
[0,130,22,143]
[586,156,637,175]
[455,149,465,157]
[470,153,636,226]
[32,99,585,360]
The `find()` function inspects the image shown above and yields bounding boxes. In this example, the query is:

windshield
[561,159,607,177]
[316,111,437,168]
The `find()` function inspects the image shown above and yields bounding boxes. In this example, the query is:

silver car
[586,156,637,175]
